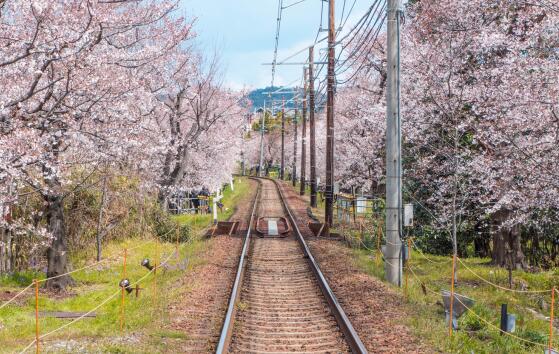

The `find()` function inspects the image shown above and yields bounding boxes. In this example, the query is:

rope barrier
[323,186,558,349]
[0,283,33,310]
[6,197,210,353]
[346,220,552,295]
[18,241,184,354]
[1,223,184,311]
[457,257,552,294]
[407,265,555,349]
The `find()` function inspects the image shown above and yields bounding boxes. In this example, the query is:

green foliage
[352,249,559,353]
[461,305,489,331]
[413,225,453,255]
[150,206,191,243]
[517,329,546,348]
[0,271,41,287]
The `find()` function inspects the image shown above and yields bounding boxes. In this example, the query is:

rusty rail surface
[215,178,262,353]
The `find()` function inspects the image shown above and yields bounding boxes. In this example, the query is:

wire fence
[0,218,211,354]
[329,196,559,351]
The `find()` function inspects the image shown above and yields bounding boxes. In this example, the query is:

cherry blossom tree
[152,55,248,204]
[0,0,193,289]
[332,0,558,266]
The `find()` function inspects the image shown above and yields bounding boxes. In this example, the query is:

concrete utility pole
[325,0,336,227]
[292,98,298,187]
[309,47,317,208]
[280,97,286,180]
[300,68,308,196]
[385,0,403,286]
[258,101,266,177]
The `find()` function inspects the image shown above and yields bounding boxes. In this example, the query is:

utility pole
[385,0,403,286]
[300,68,308,196]
[324,0,336,227]
[309,47,317,208]
[258,101,266,177]
[292,98,298,187]
[280,97,285,180]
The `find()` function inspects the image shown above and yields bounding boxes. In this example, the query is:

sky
[179,0,373,90]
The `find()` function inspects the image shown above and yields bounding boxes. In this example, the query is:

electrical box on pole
[403,204,413,227]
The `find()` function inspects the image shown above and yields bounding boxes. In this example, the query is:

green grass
[0,177,253,353]
[0,238,205,353]
[282,181,559,353]
[352,248,558,353]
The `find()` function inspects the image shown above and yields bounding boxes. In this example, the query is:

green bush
[461,310,486,331]
[150,207,191,243]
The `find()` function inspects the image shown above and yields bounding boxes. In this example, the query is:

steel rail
[216,177,367,354]
[271,177,368,354]
[215,178,262,354]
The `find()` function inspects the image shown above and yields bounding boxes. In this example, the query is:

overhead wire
[271,0,285,88]
[335,13,386,85]
[336,1,379,56]
[276,36,328,67]
[338,0,358,34]
[335,2,387,83]
[282,0,307,10]
[313,0,326,44]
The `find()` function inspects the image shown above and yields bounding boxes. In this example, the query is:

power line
[338,0,358,33]
[276,36,328,67]
[336,0,386,75]
[313,0,326,44]
[271,0,285,88]
[282,0,307,10]
[335,2,387,85]
[336,12,386,85]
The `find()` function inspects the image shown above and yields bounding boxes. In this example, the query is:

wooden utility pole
[280,97,286,180]
[258,100,266,177]
[325,0,336,227]
[385,0,403,286]
[309,47,317,208]
[300,68,308,196]
[292,98,298,187]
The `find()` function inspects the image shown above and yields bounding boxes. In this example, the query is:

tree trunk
[492,229,507,266]
[475,237,491,258]
[45,195,74,290]
[491,209,526,269]
[96,175,108,262]
[509,224,526,270]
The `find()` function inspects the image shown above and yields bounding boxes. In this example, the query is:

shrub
[150,207,191,243]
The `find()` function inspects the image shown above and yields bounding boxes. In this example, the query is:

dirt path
[163,178,258,353]
[277,180,432,354]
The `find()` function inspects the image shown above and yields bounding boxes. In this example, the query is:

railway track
[216,178,367,354]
